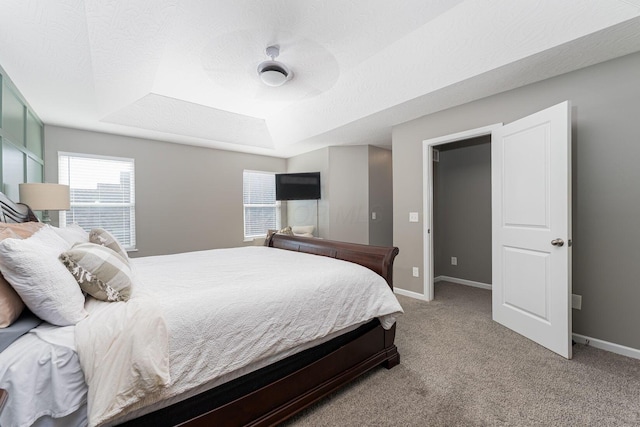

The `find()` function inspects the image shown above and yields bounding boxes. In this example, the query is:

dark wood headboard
[266,234,399,289]
[0,191,38,223]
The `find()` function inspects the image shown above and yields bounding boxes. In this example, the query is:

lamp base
[41,210,51,224]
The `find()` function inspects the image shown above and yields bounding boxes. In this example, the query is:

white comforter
[75,246,403,426]
[0,324,86,427]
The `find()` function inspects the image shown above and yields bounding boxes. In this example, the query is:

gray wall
[433,137,491,283]
[327,146,369,244]
[392,51,640,350]
[45,125,285,257]
[285,147,329,237]
[368,146,393,247]
[286,145,393,245]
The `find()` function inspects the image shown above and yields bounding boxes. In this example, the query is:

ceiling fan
[257,45,293,87]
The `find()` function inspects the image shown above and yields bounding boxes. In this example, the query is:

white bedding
[3,245,403,427]
[0,324,86,427]
[75,298,170,426]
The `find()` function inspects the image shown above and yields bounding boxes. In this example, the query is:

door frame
[421,123,502,301]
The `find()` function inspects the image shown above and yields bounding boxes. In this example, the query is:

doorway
[421,101,572,359]
[432,135,492,294]
[422,124,500,300]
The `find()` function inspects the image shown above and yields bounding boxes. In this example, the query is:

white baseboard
[394,287,430,301]
[395,282,640,360]
[572,333,640,360]
[398,280,640,360]
[435,275,492,290]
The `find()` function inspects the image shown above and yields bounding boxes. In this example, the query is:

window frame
[58,151,136,250]
[243,170,281,241]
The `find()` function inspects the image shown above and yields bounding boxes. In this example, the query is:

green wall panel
[27,110,43,157]
[2,140,25,200]
[0,66,45,194]
[27,156,43,183]
[2,82,25,146]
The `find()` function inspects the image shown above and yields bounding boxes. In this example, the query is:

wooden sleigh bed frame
[0,192,400,426]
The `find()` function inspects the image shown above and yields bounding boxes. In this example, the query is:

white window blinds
[58,153,136,249]
[243,170,279,239]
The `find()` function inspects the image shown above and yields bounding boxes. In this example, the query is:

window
[59,153,136,250]
[243,170,280,239]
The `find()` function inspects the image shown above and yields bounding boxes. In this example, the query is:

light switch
[372,212,377,220]
[409,212,419,222]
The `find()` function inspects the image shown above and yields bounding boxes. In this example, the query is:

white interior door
[492,101,572,359]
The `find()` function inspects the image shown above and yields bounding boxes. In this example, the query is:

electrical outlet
[371,212,377,220]
[412,267,419,277]
[409,212,419,222]
[572,294,582,310]
[451,257,457,266]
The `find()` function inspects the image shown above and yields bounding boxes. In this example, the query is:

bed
[0,191,402,426]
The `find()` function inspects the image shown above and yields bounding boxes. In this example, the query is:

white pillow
[51,223,90,246]
[292,225,315,236]
[0,227,87,326]
[292,225,315,237]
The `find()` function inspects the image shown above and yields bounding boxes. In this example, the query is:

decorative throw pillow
[60,242,133,302]
[89,228,129,261]
[264,226,295,245]
[277,226,294,235]
[0,221,45,239]
[51,223,90,246]
[0,227,87,326]
[0,275,24,328]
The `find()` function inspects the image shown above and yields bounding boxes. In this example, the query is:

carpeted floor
[283,282,640,426]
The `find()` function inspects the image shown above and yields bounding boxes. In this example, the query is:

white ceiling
[1,0,639,158]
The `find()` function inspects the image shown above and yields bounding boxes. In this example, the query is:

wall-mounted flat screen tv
[275,172,321,200]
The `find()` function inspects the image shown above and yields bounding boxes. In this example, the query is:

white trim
[242,170,281,240]
[58,150,134,163]
[394,287,430,301]
[422,123,502,302]
[435,275,492,290]
[572,333,640,360]
[421,142,434,301]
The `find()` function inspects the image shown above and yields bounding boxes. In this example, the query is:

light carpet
[284,282,640,426]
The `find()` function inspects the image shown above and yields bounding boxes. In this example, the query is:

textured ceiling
[0,0,639,158]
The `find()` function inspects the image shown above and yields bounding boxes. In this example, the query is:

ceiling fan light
[260,69,287,87]
[257,59,292,87]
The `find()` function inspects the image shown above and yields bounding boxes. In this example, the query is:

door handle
[551,238,564,247]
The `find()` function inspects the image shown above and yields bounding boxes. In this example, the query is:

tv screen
[275,172,321,200]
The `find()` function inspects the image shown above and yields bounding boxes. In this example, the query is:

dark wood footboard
[266,234,399,290]
[179,322,399,427]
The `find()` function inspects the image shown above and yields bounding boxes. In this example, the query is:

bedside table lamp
[19,183,70,224]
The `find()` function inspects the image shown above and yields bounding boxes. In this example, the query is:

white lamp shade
[19,183,70,211]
